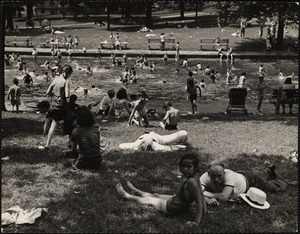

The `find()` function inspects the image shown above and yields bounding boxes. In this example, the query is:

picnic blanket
[1,206,48,225]
[119,130,188,152]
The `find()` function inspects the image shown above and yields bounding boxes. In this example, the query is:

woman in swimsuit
[116,154,207,226]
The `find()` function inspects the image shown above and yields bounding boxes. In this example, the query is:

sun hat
[240,187,270,209]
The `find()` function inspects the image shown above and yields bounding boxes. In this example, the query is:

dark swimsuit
[166,179,193,215]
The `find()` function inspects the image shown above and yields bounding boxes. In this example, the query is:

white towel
[1,206,48,225]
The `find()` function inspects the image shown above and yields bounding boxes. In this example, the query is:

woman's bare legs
[116,183,170,213]
[43,119,51,136]
[45,120,57,148]
[126,181,172,199]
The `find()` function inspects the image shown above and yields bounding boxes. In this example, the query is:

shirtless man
[159,101,180,130]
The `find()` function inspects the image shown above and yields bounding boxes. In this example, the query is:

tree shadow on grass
[5,28,50,37]
[178,113,298,125]
[233,38,266,51]
[2,150,297,232]
[2,117,44,138]
[2,145,64,165]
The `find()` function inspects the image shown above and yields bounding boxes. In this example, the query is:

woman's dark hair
[138,91,148,98]
[241,71,246,76]
[59,65,73,78]
[285,77,292,84]
[70,94,78,102]
[129,94,137,101]
[179,154,200,172]
[116,87,128,100]
[75,106,95,127]
[13,78,19,85]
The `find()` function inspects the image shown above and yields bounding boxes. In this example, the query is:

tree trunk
[224,9,228,26]
[5,6,14,31]
[1,6,7,111]
[125,3,131,18]
[180,2,184,19]
[26,3,33,21]
[145,2,152,28]
[107,4,110,30]
[17,7,22,17]
[121,3,125,18]
[276,9,285,50]
[50,0,55,15]
[195,3,198,22]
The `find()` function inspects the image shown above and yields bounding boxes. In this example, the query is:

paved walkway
[4,46,298,59]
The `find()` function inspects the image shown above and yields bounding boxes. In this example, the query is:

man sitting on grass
[200,161,294,206]
[159,101,180,130]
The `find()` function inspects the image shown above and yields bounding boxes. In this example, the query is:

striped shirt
[71,124,101,159]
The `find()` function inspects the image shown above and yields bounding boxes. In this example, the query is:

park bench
[199,38,229,50]
[147,37,176,50]
[38,36,66,48]
[269,88,298,114]
[5,36,33,47]
[100,37,128,49]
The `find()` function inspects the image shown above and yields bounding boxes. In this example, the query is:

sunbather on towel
[119,130,188,152]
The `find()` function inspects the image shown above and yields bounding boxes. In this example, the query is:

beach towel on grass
[1,206,48,225]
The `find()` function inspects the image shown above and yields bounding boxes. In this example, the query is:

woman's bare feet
[127,181,135,189]
[116,183,128,198]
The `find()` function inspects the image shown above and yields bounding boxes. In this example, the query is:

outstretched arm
[203,186,233,202]
[187,179,207,225]
[65,79,70,100]
[7,88,11,100]
[128,105,137,126]
[162,111,170,124]
[123,101,132,114]
[45,81,54,96]
[197,85,202,97]
[107,99,115,118]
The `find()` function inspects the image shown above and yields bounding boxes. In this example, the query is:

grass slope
[2,111,298,233]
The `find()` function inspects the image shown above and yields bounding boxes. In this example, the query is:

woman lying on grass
[116,154,207,226]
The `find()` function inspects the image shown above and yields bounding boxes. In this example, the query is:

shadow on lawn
[2,117,44,137]
[2,150,297,232]
[233,38,266,51]
[5,28,49,37]
[179,113,298,125]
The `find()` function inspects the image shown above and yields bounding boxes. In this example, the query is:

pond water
[5,56,298,107]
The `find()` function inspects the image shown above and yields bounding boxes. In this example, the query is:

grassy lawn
[1,110,298,233]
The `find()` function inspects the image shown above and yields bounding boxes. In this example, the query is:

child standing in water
[187,79,202,115]
[7,78,21,112]
[256,75,267,115]
[116,154,207,226]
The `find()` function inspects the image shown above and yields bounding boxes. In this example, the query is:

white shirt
[200,169,247,196]
[237,75,246,88]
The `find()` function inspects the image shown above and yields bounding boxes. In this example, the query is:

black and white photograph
[1,1,298,232]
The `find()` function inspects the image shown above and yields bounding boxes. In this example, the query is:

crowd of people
[4,15,298,228]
